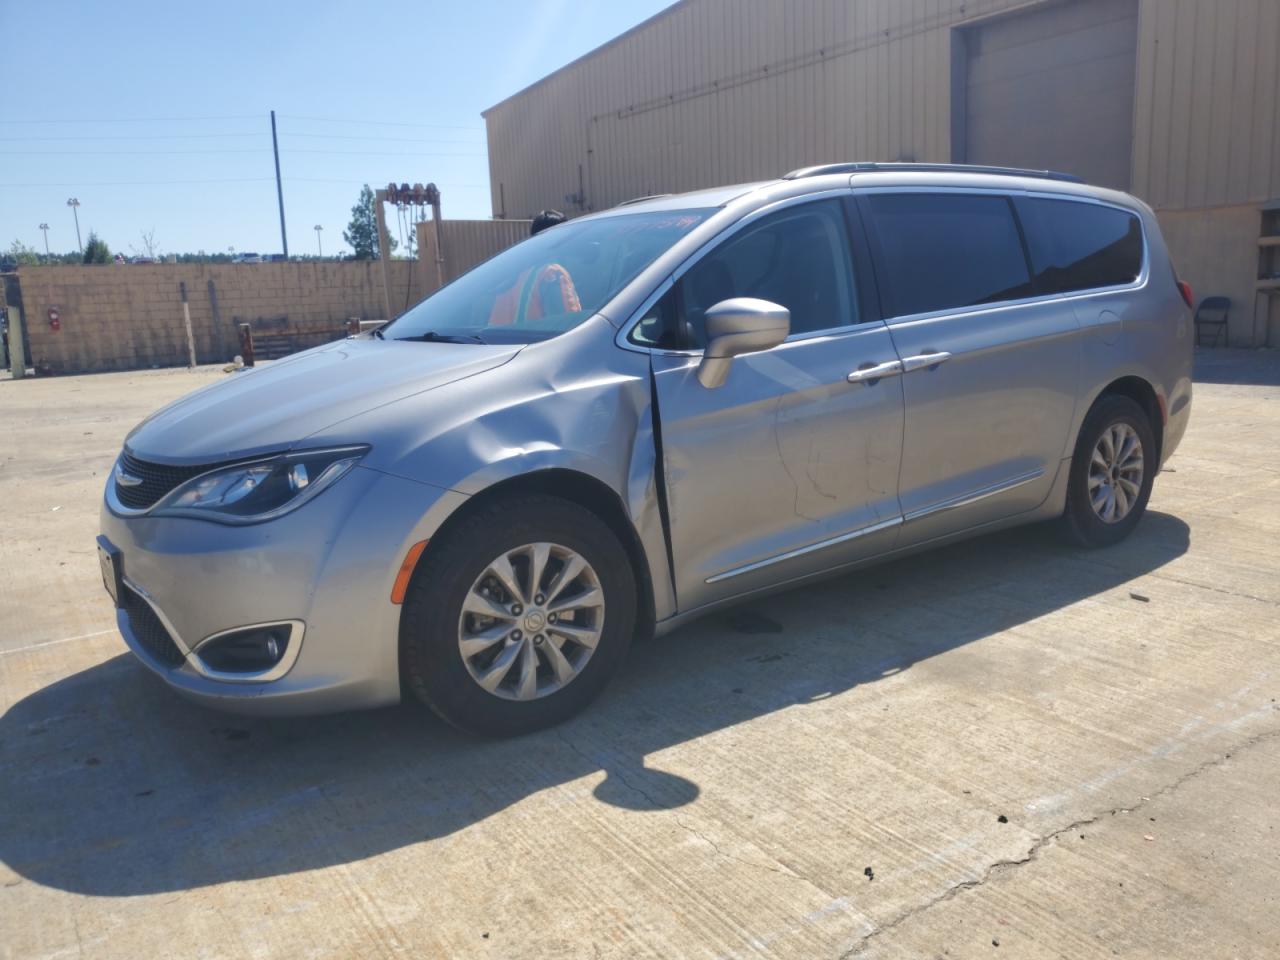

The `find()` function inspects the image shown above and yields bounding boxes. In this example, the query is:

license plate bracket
[97,536,123,608]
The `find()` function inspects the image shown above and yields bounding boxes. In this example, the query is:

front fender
[306,317,677,620]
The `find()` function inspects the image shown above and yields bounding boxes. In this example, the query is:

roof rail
[781,162,1084,184]
[616,193,673,207]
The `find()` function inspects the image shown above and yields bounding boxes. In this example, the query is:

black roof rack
[616,193,673,207]
[782,162,1084,184]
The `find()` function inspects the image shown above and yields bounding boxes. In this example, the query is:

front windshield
[383,209,710,344]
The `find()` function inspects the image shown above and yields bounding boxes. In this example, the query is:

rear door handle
[847,359,904,384]
[901,351,953,373]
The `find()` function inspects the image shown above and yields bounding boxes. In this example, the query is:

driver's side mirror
[696,298,790,389]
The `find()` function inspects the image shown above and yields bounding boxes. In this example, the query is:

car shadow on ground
[0,512,1189,896]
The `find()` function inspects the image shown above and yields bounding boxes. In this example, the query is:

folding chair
[1194,296,1230,347]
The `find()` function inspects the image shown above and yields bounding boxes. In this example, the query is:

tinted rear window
[864,193,1033,317]
[1016,197,1144,294]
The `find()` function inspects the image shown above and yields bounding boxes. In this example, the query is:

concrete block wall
[12,260,438,375]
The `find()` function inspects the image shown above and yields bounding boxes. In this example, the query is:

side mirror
[696,297,790,389]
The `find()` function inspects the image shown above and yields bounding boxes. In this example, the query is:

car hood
[124,337,522,463]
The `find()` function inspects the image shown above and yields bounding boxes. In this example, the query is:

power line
[278,113,483,131]
[0,114,261,124]
[7,147,487,157]
[284,132,483,144]
[0,177,489,188]
[284,148,487,157]
[1,132,262,141]
[6,149,267,155]
[0,177,275,187]
[289,177,490,188]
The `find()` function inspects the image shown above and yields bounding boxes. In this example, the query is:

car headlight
[151,445,368,524]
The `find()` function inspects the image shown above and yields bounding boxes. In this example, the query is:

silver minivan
[100,163,1193,735]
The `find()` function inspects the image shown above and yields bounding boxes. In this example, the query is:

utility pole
[66,198,82,253]
[313,224,323,257]
[270,110,288,258]
[38,223,49,255]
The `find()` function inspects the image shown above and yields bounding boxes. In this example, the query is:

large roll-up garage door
[960,0,1138,190]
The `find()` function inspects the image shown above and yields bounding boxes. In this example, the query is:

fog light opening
[197,625,293,674]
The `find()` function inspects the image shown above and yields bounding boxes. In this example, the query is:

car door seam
[646,364,679,608]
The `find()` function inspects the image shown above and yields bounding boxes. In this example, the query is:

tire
[400,494,636,737]
[1060,394,1156,548]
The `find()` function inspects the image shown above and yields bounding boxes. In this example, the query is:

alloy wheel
[457,542,605,701]
[1088,422,1144,524]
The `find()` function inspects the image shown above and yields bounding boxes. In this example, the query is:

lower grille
[115,451,213,511]
[122,586,187,668]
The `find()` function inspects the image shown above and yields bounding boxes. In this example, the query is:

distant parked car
[232,253,263,264]
[100,162,1193,736]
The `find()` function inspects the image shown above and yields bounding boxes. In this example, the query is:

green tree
[83,232,111,264]
[6,240,41,266]
[343,184,395,260]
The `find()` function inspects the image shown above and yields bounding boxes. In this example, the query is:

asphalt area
[1,350,1278,959]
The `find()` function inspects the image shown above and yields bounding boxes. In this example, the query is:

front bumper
[100,464,467,716]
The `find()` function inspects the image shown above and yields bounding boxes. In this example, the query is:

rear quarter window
[1015,197,1144,294]
[863,192,1034,318]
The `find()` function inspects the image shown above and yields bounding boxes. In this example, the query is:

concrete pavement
[1,352,1277,959]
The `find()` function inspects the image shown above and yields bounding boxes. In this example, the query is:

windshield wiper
[393,330,487,345]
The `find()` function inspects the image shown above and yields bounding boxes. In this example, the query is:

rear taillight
[1176,280,1193,308]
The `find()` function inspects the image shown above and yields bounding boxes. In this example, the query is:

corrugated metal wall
[416,219,533,284]
[484,0,1025,217]
[1132,0,1280,209]
[484,0,1280,218]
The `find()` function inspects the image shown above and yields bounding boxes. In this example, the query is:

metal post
[314,224,323,257]
[375,188,392,320]
[238,323,255,367]
[8,305,27,379]
[66,199,82,254]
[428,183,445,288]
[38,223,49,255]
[270,111,289,258]
[179,282,197,369]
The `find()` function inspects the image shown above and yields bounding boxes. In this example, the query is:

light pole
[66,198,82,254]
[38,223,50,255]
[314,224,323,257]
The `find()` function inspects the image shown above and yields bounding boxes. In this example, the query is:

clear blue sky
[0,0,673,258]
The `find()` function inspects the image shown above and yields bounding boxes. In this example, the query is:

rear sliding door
[858,190,1082,546]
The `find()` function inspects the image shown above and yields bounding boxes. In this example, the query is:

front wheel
[400,495,636,737]
[1061,395,1156,547]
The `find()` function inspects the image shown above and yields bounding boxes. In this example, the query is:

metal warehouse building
[482,0,1280,347]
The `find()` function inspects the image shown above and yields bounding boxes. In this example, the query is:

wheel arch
[1095,375,1164,467]
[401,468,656,651]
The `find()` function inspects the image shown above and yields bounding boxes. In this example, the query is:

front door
[643,198,906,612]
[858,190,1081,545]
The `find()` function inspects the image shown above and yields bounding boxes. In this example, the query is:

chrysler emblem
[115,462,143,487]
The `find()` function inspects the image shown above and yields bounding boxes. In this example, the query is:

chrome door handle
[901,351,953,373]
[847,359,904,384]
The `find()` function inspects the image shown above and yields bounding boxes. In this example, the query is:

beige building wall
[484,0,1280,345]
[416,218,533,284]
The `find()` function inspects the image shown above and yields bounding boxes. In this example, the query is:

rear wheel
[401,495,636,736]
[1061,395,1156,547]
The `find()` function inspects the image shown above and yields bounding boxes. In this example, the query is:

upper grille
[115,451,213,510]
[122,586,186,668]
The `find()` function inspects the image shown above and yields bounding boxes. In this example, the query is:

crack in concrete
[1145,571,1280,608]
[555,731,839,901]
[840,724,1280,958]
